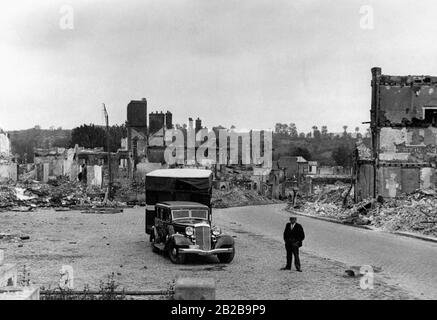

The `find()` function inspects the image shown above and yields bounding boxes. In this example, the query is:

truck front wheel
[168,243,186,264]
[217,247,235,263]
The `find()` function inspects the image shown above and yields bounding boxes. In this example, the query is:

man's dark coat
[283,222,305,247]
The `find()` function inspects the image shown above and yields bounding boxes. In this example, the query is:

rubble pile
[292,186,437,237]
[309,183,352,206]
[112,180,146,205]
[0,178,125,212]
[290,183,353,218]
[358,191,437,237]
[212,187,281,208]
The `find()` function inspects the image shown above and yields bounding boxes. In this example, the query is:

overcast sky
[2,0,437,133]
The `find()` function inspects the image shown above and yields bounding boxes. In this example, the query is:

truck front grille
[195,225,211,251]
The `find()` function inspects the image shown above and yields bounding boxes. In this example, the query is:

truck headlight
[211,226,221,236]
[185,226,194,236]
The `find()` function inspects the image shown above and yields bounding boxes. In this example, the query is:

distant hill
[8,128,71,162]
[272,133,370,167]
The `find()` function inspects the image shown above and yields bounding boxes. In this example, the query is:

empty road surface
[214,204,437,299]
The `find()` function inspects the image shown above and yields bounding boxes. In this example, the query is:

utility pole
[103,104,113,200]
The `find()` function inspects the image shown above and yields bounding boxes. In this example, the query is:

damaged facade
[0,129,17,182]
[355,67,437,200]
[126,99,148,178]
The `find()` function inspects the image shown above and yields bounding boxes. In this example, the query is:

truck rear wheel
[168,243,186,264]
[150,230,159,253]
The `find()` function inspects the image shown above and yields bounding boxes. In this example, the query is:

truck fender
[169,233,192,248]
[214,234,234,248]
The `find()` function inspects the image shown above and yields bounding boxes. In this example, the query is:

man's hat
[289,214,297,219]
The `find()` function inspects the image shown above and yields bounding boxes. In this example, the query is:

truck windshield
[172,209,208,220]
[191,210,208,219]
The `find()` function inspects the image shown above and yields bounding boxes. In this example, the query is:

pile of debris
[212,186,282,208]
[289,182,353,218]
[353,190,437,237]
[307,183,353,206]
[291,187,437,237]
[112,180,146,206]
[0,178,126,212]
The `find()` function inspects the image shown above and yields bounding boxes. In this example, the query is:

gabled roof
[356,139,372,161]
[277,156,308,167]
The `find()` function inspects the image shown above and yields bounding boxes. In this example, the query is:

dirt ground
[0,207,416,299]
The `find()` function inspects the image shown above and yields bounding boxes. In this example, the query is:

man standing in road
[281,215,305,272]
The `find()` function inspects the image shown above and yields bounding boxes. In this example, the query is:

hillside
[8,128,71,162]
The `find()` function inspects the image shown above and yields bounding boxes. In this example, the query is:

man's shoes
[280,267,291,270]
[296,268,302,272]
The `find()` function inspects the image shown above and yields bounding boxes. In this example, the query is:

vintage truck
[145,169,235,264]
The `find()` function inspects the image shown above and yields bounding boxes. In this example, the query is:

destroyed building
[355,67,437,200]
[0,129,17,182]
[126,99,148,177]
[34,147,77,182]
[147,111,173,163]
[277,156,308,183]
[0,129,11,156]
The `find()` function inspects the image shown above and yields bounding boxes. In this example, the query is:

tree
[312,125,321,140]
[290,147,312,161]
[365,127,371,138]
[70,124,126,152]
[275,123,289,135]
[332,145,353,167]
[355,127,362,139]
[321,125,328,137]
[108,124,128,152]
[70,124,106,149]
[287,123,298,138]
[342,125,348,138]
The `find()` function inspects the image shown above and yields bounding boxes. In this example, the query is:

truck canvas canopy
[146,169,212,194]
[145,169,213,234]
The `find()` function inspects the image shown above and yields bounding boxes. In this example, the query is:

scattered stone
[289,186,437,238]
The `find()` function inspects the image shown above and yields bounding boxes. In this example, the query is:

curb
[287,209,373,230]
[391,231,437,244]
[287,209,437,243]
[213,201,285,209]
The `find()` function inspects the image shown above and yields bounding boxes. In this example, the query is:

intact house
[354,67,437,200]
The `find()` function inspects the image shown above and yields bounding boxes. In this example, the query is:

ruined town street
[0,204,427,300]
[213,204,437,300]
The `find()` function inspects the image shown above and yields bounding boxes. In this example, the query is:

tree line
[273,123,370,168]
[9,122,368,168]
[9,124,127,163]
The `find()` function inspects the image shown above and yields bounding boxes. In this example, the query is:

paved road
[1,207,415,300]
[213,204,437,299]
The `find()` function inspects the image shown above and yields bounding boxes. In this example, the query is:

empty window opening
[423,107,437,126]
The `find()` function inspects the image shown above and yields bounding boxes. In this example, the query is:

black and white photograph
[0,0,436,308]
